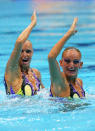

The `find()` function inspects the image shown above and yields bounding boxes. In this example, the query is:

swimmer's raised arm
[16,11,37,44]
[48,18,78,96]
[5,11,37,80]
[48,18,78,59]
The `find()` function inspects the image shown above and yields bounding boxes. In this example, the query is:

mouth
[67,68,77,74]
[22,58,29,64]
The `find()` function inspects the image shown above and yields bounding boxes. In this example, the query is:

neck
[66,76,77,84]
[20,65,29,74]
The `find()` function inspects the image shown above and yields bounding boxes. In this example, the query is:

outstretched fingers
[31,10,37,26]
[70,17,78,34]
[72,17,78,28]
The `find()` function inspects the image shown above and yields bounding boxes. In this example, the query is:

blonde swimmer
[48,18,85,98]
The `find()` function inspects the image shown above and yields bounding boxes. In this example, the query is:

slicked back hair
[62,47,81,59]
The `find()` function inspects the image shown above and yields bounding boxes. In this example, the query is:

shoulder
[31,68,41,79]
[31,68,45,88]
[77,78,83,86]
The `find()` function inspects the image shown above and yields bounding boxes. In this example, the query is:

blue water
[0,0,95,130]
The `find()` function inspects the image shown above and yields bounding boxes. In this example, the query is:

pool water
[0,0,95,130]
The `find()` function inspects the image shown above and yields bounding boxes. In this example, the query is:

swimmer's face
[19,40,33,68]
[60,49,83,78]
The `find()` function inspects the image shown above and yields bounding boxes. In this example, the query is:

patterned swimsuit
[4,70,41,96]
[50,80,85,98]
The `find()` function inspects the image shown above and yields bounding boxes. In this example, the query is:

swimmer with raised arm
[4,11,44,96]
[48,18,85,98]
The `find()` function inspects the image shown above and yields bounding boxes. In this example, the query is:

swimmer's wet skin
[4,70,42,96]
[48,18,85,98]
[4,11,44,96]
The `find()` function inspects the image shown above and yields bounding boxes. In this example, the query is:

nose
[69,61,74,68]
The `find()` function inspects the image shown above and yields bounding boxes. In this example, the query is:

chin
[69,74,76,78]
[20,62,29,69]
[66,72,77,78]
[23,63,29,68]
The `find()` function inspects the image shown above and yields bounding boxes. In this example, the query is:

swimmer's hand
[31,10,37,27]
[69,17,78,35]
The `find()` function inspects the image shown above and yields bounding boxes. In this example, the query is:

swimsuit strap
[4,77,8,94]
[76,80,85,97]
[70,80,85,98]
[31,69,41,91]
[50,85,53,97]
[10,86,15,94]
[69,83,80,98]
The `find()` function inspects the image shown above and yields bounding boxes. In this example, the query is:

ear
[59,59,63,67]
[79,62,83,69]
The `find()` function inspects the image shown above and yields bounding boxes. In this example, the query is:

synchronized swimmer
[4,11,44,96]
[4,11,85,98]
[48,18,85,98]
